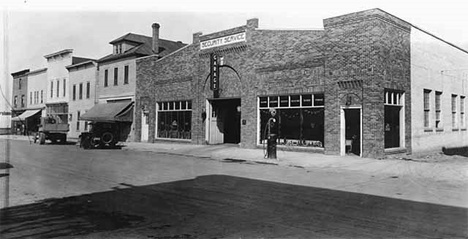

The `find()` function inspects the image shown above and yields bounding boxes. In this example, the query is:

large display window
[259,94,325,148]
[157,101,192,139]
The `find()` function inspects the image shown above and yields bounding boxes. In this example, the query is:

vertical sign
[210,53,219,91]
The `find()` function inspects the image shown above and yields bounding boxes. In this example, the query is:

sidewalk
[123,141,468,183]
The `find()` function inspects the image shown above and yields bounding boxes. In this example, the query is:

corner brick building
[135,9,468,158]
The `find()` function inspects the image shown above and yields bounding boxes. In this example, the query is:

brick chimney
[152,23,160,54]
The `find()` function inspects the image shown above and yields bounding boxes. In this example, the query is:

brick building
[93,23,186,141]
[135,8,468,158]
[10,69,30,134]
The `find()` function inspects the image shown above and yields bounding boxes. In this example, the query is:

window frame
[124,65,129,84]
[104,69,108,87]
[72,84,76,101]
[114,67,118,86]
[79,83,83,100]
[435,91,442,130]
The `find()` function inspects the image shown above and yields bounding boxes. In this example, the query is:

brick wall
[323,9,411,158]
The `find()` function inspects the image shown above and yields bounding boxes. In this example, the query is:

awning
[80,101,134,122]
[11,109,41,121]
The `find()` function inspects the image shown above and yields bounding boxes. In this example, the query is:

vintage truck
[78,101,133,149]
[36,116,69,144]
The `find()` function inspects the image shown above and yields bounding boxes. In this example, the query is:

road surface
[0,139,467,238]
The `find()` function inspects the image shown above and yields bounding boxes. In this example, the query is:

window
[72,84,76,100]
[258,94,325,148]
[51,81,54,98]
[30,92,32,105]
[76,111,80,131]
[21,95,25,107]
[119,44,122,54]
[56,79,60,97]
[84,120,88,131]
[384,90,404,148]
[424,89,430,128]
[114,67,118,85]
[40,90,43,103]
[461,96,465,128]
[435,91,442,129]
[18,79,22,89]
[14,96,17,108]
[124,65,129,84]
[104,69,108,87]
[79,83,83,100]
[452,94,457,129]
[63,79,66,97]
[86,82,90,99]
[157,100,192,140]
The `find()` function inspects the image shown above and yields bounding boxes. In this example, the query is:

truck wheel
[60,135,67,144]
[101,132,114,145]
[39,133,46,145]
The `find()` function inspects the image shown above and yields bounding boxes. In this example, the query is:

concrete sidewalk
[122,141,468,183]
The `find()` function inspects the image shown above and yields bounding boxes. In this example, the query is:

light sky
[2,0,468,74]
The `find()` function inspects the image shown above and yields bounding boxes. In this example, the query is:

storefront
[135,9,417,158]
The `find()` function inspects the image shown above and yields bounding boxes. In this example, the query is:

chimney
[193,32,203,44]
[152,23,160,54]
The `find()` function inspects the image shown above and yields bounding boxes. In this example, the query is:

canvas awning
[11,109,41,121]
[80,101,134,122]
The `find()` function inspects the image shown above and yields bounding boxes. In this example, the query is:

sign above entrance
[200,32,246,50]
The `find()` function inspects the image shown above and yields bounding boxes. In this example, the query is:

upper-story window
[14,96,17,108]
[86,82,90,99]
[56,79,60,98]
[51,81,54,98]
[63,79,66,97]
[124,65,129,84]
[18,79,22,89]
[79,83,83,100]
[423,89,431,128]
[114,67,118,85]
[30,92,32,105]
[452,94,457,129]
[104,69,108,87]
[72,84,76,101]
[21,95,25,107]
[41,90,43,103]
[114,44,123,54]
[461,96,466,129]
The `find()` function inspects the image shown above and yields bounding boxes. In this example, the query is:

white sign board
[200,32,246,50]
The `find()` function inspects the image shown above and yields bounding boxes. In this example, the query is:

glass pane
[163,102,168,110]
[302,108,324,147]
[290,95,300,107]
[259,97,268,108]
[302,94,312,107]
[269,96,278,108]
[188,101,192,109]
[169,102,174,110]
[181,101,187,110]
[175,101,180,110]
[314,94,324,106]
[280,96,289,107]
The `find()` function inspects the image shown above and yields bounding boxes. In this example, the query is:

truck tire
[101,132,114,145]
[60,134,67,144]
[39,132,46,145]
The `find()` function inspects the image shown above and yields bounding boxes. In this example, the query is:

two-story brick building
[10,69,30,134]
[135,8,468,158]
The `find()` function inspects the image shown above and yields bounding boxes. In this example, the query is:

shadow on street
[1,175,467,238]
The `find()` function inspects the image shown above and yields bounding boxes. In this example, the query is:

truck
[36,116,69,144]
[78,101,134,149]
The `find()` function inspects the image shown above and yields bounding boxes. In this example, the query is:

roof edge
[44,49,73,59]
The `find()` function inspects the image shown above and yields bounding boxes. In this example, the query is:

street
[0,139,467,238]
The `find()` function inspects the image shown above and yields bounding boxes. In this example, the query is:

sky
[2,0,468,74]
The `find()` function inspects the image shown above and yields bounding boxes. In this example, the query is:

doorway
[207,98,241,144]
[341,108,361,156]
[141,111,149,142]
[384,106,401,148]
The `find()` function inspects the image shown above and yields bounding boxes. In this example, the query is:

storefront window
[157,100,192,140]
[259,94,325,148]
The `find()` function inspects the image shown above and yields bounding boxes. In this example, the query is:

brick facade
[136,8,466,158]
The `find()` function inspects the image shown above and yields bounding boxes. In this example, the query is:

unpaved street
[0,139,467,238]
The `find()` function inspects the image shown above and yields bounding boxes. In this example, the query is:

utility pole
[1,8,11,209]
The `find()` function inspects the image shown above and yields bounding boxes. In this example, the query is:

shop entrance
[341,108,361,156]
[384,106,401,148]
[207,98,241,144]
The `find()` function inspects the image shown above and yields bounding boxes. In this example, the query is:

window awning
[11,109,41,121]
[80,101,134,122]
